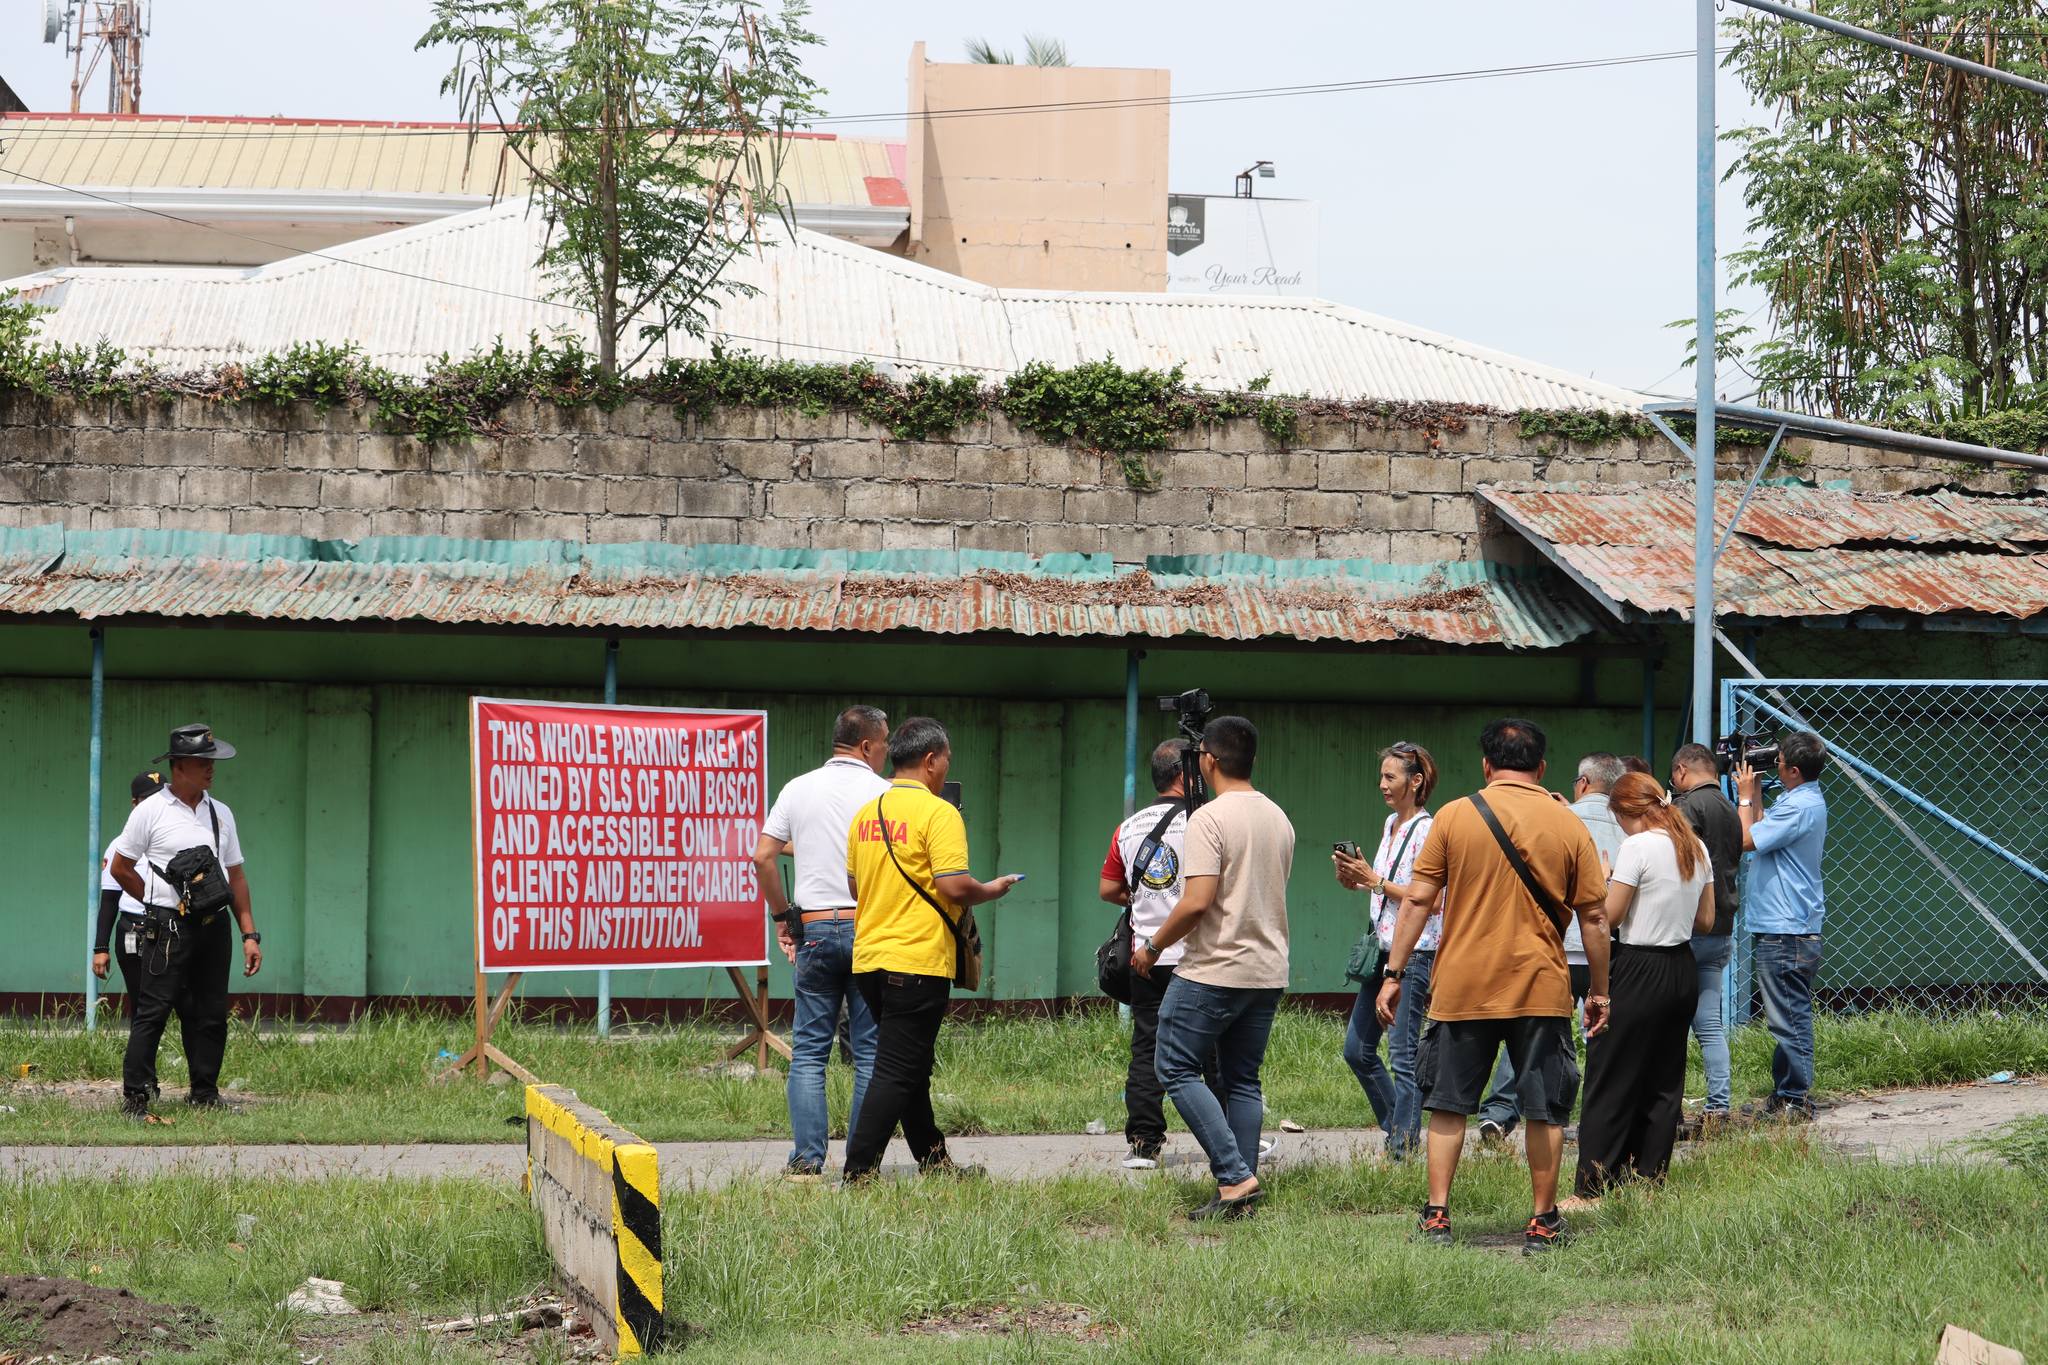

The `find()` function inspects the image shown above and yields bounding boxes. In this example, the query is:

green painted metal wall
[7,619,2044,1008]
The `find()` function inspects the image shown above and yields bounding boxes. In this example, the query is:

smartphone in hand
[1333,840,1362,860]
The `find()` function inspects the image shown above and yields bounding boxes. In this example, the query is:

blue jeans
[785,920,877,1169]
[1754,933,1822,1113]
[1689,934,1733,1113]
[1156,976,1282,1187]
[1342,950,1434,1158]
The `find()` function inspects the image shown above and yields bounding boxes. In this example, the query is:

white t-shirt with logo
[762,756,892,912]
[1103,800,1191,966]
[1610,828,1713,947]
[110,787,244,910]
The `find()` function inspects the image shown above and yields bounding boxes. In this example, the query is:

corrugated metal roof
[0,115,902,209]
[3,197,1649,408]
[0,527,1596,650]
[1480,481,2048,622]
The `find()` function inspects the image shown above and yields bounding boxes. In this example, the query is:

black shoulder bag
[877,792,982,991]
[1467,791,1574,938]
[1095,800,1185,1003]
[152,800,233,922]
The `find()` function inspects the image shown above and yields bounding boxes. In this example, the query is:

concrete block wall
[0,394,2034,560]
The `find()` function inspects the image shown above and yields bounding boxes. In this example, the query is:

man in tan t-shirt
[1377,717,1609,1255]
[1131,715,1295,1222]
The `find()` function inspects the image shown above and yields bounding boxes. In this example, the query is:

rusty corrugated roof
[1481,481,2048,622]
[0,529,1597,650]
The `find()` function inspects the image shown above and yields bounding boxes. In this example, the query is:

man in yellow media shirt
[841,717,1024,1182]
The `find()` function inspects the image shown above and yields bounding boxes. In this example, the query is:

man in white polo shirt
[108,724,262,1121]
[753,705,892,1180]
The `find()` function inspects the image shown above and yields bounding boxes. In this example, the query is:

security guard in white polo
[108,724,262,1120]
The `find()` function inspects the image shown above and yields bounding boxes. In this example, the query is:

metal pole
[85,628,104,1031]
[1122,650,1141,818]
[1640,653,1657,764]
[597,638,619,1039]
[1732,0,2048,99]
[1692,0,1717,748]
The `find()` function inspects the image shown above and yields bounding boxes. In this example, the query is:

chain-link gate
[1723,679,2048,1017]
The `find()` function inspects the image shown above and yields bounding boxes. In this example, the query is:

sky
[3,0,1773,397]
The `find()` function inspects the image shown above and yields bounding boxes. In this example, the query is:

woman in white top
[1333,741,1442,1161]
[1573,771,1716,1200]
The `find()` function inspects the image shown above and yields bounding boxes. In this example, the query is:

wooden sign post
[722,964,790,1070]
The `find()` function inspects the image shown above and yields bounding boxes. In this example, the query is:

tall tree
[422,0,822,376]
[1726,1,2048,420]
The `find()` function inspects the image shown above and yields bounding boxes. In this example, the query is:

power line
[0,46,1736,144]
[0,163,1015,375]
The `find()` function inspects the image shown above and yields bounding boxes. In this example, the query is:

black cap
[131,770,165,800]
[155,723,237,763]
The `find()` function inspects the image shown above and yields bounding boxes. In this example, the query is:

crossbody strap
[1468,791,1574,937]
[1371,813,1426,920]
[877,792,964,945]
[1126,800,1187,893]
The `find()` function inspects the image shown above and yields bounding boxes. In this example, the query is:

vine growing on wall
[0,291,1763,489]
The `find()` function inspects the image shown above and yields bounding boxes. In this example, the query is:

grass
[1,1134,2043,1362]
[0,1005,2042,1147]
[1972,1114,2048,1173]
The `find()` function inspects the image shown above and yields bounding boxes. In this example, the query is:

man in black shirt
[1671,744,1741,1123]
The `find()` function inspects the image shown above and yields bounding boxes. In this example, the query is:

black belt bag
[151,802,233,920]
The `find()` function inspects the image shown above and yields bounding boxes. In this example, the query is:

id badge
[122,929,138,954]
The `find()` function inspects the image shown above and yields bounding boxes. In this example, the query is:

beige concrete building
[904,42,1168,291]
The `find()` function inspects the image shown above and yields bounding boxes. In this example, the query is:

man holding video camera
[106,724,261,1121]
[1735,731,1829,1122]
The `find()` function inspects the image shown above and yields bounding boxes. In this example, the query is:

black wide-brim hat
[156,723,237,762]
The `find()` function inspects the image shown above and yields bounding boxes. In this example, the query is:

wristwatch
[242,931,262,944]
[1382,964,1403,981]
[1138,935,1157,956]
[1738,799,1754,808]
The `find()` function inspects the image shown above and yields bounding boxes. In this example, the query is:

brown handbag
[876,792,982,991]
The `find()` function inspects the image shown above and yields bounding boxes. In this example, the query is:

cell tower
[41,1,150,114]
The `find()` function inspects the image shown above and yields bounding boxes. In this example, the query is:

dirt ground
[0,1275,208,1362]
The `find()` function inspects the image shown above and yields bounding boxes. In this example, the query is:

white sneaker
[1258,1136,1277,1157]
[1121,1146,1160,1170]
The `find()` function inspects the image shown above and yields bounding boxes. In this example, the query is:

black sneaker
[1477,1118,1514,1147]
[918,1152,986,1180]
[1522,1210,1568,1255]
[1416,1204,1453,1247]
[187,1094,240,1112]
[782,1161,826,1185]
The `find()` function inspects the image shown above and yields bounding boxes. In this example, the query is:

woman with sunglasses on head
[1333,741,1441,1160]
[1569,771,1715,1203]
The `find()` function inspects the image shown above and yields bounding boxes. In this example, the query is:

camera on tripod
[1158,688,1214,807]
[1714,731,1781,775]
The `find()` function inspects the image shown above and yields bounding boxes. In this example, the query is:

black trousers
[1125,964,1223,1148]
[112,915,146,1019]
[1575,942,1698,1197]
[843,969,951,1178]
[122,911,233,1109]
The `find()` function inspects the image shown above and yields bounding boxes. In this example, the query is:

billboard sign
[1166,193,1320,297]
[471,697,769,973]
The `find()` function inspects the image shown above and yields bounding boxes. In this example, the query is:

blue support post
[597,638,619,1039]
[1640,653,1657,766]
[1692,0,1717,748]
[85,628,104,1031]
[1719,675,1745,1026]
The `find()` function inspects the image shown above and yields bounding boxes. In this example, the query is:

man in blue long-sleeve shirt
[1735,731,1829,1121]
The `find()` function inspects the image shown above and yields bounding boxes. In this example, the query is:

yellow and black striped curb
[526,1084,664,1358]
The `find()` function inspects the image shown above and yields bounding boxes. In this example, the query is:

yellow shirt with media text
[848,780,971,978]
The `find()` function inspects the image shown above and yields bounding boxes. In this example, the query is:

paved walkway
[1,1080,2038,1187]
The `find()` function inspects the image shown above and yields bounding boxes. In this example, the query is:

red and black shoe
[1415,1204,1453,1247]
[1522,1210,1569,1256]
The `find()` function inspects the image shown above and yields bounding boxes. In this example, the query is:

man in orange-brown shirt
[1377,718,1610,1255]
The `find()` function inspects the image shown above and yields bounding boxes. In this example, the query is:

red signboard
[470,697,769,972]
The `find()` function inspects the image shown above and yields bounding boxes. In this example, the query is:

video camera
[1714,731,1782,775]
[1158,688,1214,808]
